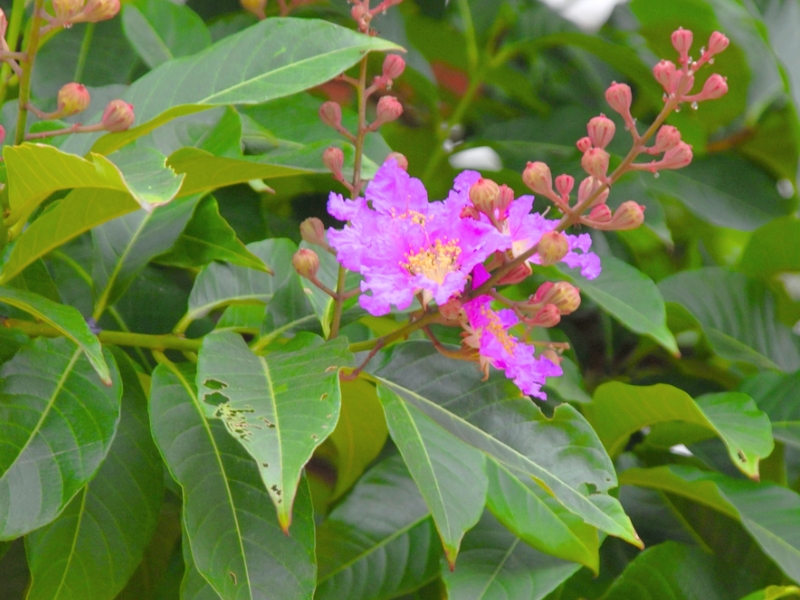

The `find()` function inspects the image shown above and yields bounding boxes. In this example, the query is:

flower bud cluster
[47,0,120,28]
[348,0,404,34]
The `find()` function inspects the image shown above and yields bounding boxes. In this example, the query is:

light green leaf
[442,510,581,600]
[196,331,352,529]
[328,379,388,500]
[660,268,800,371]
[73,18,402,155]
[0,286,110,383]
[738,586,800,600]
[316,455,442,600]
[585,382,773,479]
[91,195,199,318]
[25,349,163,600]
[0,338,121,540]
[257,274,319,343]
[739,217,800,279]
[185,238,296,322]
[155,195,269,273]
[378,384,487,567]
[150,361,317,599]
[3,144,182,226]
[0,189,140,285]
[122,0,211,69]
[554,256,678,356]
[369,342,641,548]
[620,464,800,583]
[181,525,223,600]
[601,540,733,600]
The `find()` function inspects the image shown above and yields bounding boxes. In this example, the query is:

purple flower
[462,288,562,399]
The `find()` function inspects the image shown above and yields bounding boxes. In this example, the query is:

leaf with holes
[196,331,352,529]
[150,361,317,599]
[584,382,773,479]
[0,338,121,540]
[25,349,163,600]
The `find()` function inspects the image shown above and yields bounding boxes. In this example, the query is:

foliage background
[0,0,799,598]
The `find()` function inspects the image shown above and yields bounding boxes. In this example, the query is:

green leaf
[554,256,678,356]
[316,455,442,600]
[3,144,183,226]
[585,382,773,479]
[155,195,269,273]
[91,195,199,318]
[0,189,140,285]
[0,338,121,539]
[738,586,800,600]
[327,379,388,500]
[181,526,223,600]
[0,286,110,383]
[196,331,352,530]
[150,361,317,599]
[739,216,800,279]
[25,349,163,600]
[441,510,581,600]
[377,383,488,567]
[485,460,600,572]
[739,370,800,449]
[620,464,800,583]
[122,0,211,69]
[659,268,800,371]
[257,274,319,342]
[601,540,734,600]
[74,18,402,155]
[186,238,296,322]
[369,342,641,548]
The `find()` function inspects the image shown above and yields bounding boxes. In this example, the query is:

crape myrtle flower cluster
[294,13,731,398]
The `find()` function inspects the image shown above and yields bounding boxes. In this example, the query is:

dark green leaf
[155,195,268,273]
[316,455,442,600]
[196,331,352,529]
[442,510,581,600]
[0,286,110,382]
[739,217,800,279]
[378,383,488,566]
[369,342,640,547]
[739,370,800,449]
[122,0,211,69]
[25,349,163,600]
[150,361,317,599]
[0,338,121,539]
[585,382,773,479]
[181,526,223,600]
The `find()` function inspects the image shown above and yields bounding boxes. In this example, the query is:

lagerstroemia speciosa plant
[0,0,798,598]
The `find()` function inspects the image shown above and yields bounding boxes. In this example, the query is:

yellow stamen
[401,239,462,284]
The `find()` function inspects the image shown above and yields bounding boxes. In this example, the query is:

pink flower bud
[532,281,581,315]
[577,176,609,207]
[469,178,500,214]
[576,136,592,153]
[608,201,645,230]
[497,262,533,285]
[439,298,463,321]
[322,146,344,177]
[522,161,554,197]
[671,27,693,62]
[57,82,91,116]
[587,114,616,149]
[697,74,728,100]
[53,0,84,20]
[496,184,514,215]
[300,218,328,248]
[555,174,574,201]
[292,248,320,279]
[79,0,120,22]
[374,95,403,126]
[319,101,342,129]
[382,54,406,80]
[537,231,569,266]
[653,60,678,94]
[0,9,8,39]
[605,82,632,117]
[581,148,610,180]
[707,31,729,56]
[386,151,408,171]
[652,125,681,154]
[587,204,612,223]
[661,142,693,170]
[0,124,5,146]
[460,205,481,220]
[528,304,561,328]
[531,281,554,305]
[241,0,267,19]
[101,99,135,132]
